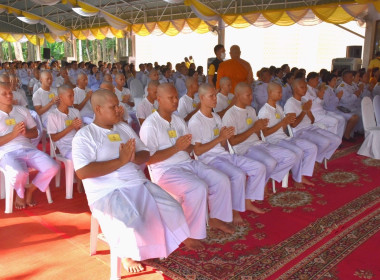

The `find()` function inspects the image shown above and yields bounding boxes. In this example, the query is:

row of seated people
[1,72,341,273]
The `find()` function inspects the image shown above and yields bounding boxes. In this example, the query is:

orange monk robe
[216,59,252,93]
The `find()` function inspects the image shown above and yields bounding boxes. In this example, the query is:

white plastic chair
[260,130,289,193]
[90,215,121,280]
[373,95,380,126]
[29,110,47,152]
[49,136,75,199]
[358,97,380,159]
[0,168,53,214]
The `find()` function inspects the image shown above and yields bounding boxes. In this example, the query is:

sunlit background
[136,21,365,77]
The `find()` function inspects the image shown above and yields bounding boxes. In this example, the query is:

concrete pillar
[0,42,4,62]
[363,5,380,68]
[27,41,34,61]
[13,42,23,61]
[36,38,41,61]
[7,42,12,61]
[131,34,136,58]
[102,39,106,62]
[218,18,225,46]
[78,39,83,62]
[72,38,78,61]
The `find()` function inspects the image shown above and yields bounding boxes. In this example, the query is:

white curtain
[163,0,184,3]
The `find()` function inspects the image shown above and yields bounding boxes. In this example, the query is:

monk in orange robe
[216,45,253,93]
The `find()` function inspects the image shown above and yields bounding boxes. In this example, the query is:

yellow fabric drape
[90,28,106,40]
[312,6,354,24]
[184,0,217,17]
[44,33,56,43]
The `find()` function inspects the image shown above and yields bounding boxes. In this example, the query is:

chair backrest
[373,95,380,126]
[48,135,58,158]
[29,110,43,147]
[361,97,377,131]
[129,79,144,98]
[260,130,266,142]
[287,124,294,138]
[147,165,156,183]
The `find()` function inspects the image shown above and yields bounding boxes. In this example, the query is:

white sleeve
[24,109,37,129]
[139,123,160,156]
[72,131,97,171]
[222,111,237,135]
[188,117,202,145]
[177,98,187,119]
[32,91,42,106]
[47,113,59,134]
[136,103,145,119]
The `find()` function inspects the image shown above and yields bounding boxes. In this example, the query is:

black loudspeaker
[346,46,362,58]
[43,48,51,60]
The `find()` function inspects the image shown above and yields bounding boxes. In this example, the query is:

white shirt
[32,87,58,125]
[68,69,79,85]
[188,111,228,164]
[303,85,326,116]
[139,111,192,181]
[335,81,358,109]
[72,122,148,205]
[159,77,174,84]
[284,97,312,133]
[73,87,93,118]
[115,87,134,111]
[12,89,28,107]
[258,103,290,144]
[177,94,199,119]
[0,106,36,158]
[222,105,262,155]
[214,92,234,113]
[280,83,293,108]
[136,97,157,120]
[47,107,81,157]
[18,69,30,86]
[53,76,65,88]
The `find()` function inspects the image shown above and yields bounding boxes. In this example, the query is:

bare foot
[209,218,235,234]
[183,238,205,251]
[245,200,265,214]
[25,184,37,207]
[14,195,26,210]
[232,210,247,226]
[302,176,315,186]
[122,258,144,274]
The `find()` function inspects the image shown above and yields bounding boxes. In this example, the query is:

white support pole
[78,39,83,62]
[218,18,225,46]
[72,38,77,61]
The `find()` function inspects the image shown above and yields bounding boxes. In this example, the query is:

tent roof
[0,0,375,42]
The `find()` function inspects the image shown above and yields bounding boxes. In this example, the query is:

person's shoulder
[69,107,81,115]
[212,112,222,122]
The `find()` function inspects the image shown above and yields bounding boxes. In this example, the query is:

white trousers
[0,148,59,198]
[295,126,342,163]
[244,142,297,183]
[275,138,317,182]
[158,160,232,239]
[208,154,266,212]
[91,181,189,260]
[314,112,345,138]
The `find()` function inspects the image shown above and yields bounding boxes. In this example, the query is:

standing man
[216,45,254,93]
[207,44,225,88]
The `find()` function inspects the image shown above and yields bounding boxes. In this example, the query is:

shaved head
[219,77,230,87]
[267,82,281,94]
[40,70,52,79]
[103,74,112,82]
[185,76,197,88]
[292,78,306,90]
[58,84,73,96]
[157,83,176,97]
[100,81,114,92]
[198,83,214,97]
[77,73,87,81]
[0,74,10,83]
[230,45,241,59]
[147,80,159,90]
[91,89,116,109]
[234,82,251,96]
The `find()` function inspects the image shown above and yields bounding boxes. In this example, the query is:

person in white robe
[284,79,341,163]
[222,82,297,184]
[304,72,346,138]
[28,69,41,95]
[214,77,235,118]
[143,70,159,97]
[140,83,235,251]
[9,75,28,107]
[175,65,188,98]
[99,82,130,124]
[322,73,359,141]
[258,82,317,186]
[177,77,200,122]
[32,71,58,128]
[0,83,59,209]
[280,73,294,108]
[136,80,158,125]
[188,84,267,224]
[53,68,75,88]
[72,89,190,273]
[73,73,94,125]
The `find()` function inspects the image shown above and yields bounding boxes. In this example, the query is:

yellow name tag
[5,118,16,126]
[152,108,156,113]
[246,118,253,125]
[168,129,177,138]
[213,128,220,136]
[65,120,73,127]
[227,100,232,104]
[48,93,55,99]
[107,133,121,142]
[275,113,281,119]
[192,103,197,108]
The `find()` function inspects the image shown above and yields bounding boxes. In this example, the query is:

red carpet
[0,140,379,280]
[146,145,380,280]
